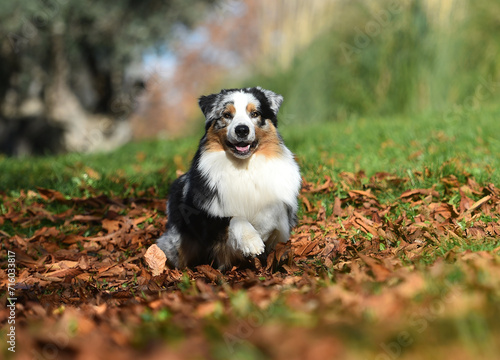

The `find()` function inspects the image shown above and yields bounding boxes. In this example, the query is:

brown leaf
[275,242,291,263]
[429,202,455,220]
[196,265,222,282]
[352,212,379,237]
[349,189,377,200]
[133,216,149,226]
[303,176,333,193]
[333,197,343,217]
[77,255,90,270]
[72,214,102,222]
[400,188,439,199]
[358,254,392,282]
[295,240,320,257]
[468,195,492,213]
[102,219,122,233]
[441,175,461,188]
[144,244,166,276]
[44,260,79,270]
[299,195,313,212]
[44,268,83,279]
[316,206,326,222]
[459,188,475,214]
[485,183,499,196]
[36,187,68,202]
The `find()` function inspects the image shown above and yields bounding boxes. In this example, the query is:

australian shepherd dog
[157,87,301,270]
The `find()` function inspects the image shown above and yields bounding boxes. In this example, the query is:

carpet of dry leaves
[1,170,500,359]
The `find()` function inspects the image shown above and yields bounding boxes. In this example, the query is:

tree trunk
[44,21,131,153]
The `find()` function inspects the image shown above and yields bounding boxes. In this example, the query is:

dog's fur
[157,87,301,270]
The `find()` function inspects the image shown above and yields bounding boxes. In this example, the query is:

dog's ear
[256,86,283,115]
[198,94,218,119]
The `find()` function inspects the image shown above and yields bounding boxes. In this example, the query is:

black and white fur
[157,87,301,270]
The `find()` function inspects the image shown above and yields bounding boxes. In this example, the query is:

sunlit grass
[1,104,499,199]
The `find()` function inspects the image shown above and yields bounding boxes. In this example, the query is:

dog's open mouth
[227,141,258,157]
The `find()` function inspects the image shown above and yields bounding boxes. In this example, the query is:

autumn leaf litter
[1,169,500,359]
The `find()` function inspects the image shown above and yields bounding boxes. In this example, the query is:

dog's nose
[235,125,250,138]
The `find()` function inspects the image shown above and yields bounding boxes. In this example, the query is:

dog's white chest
[198,149,301,220]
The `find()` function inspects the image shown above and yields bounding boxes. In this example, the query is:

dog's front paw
[240,233,265,257]
[229,217,265,257]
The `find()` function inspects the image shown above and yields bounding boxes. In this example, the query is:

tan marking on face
[246,103,257,114]
[225,104,236,116]
[255,121,283,158]
[205,121,228,153]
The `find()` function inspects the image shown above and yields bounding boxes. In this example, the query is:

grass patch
[1,105,499,197]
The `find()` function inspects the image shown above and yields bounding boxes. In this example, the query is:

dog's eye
[222,112,232,119]
[250,111,260,118]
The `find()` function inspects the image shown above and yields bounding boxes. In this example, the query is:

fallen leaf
[144,244,166,276]
[197,265,222,282]
[36,187,68,202]
[358,254,392,282]
[400,188,439,199]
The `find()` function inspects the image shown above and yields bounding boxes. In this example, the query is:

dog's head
[199,87,284,159]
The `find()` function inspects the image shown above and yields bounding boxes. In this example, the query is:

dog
[157,87,301,270]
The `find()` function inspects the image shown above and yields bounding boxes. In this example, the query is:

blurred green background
[256,0,500,122]
[1,0,499,157]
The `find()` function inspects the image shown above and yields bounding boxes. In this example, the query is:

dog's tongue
[236,144,250,153]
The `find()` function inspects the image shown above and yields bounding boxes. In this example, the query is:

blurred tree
[0,0,218,155]
[253,0,500,123]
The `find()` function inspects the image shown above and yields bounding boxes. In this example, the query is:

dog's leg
[252,203,290,246]
[157,225,182,267]
[228,217,265,257]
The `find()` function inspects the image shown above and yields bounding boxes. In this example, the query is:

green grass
[0,137,198,198]
[287,106,499,185]
[1,104,499,199]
